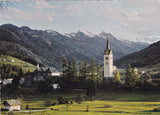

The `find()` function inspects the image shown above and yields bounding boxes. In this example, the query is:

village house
[24,65,61,87]
[3,99,22,111]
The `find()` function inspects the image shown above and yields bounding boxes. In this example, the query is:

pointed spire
[106,35,110,49]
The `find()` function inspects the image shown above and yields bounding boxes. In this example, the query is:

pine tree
[63,61,73,91]
[18,68,24,78]
[97,62,102,77]
[72,57,77,76]
[67,61,72,75]
[125,64,140,89]
[129,70,140,89]
[125,64,132,86]
[86,59,102,100]
[79,59,83,76]
[12,75,20,88]
[62,58,67,76]
[126,64,132,77]
[90,59,96,76]
[82,61,88,76]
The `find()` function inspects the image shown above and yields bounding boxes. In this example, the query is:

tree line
[58,57,121,99]
[57,58,160,98]
[0,63,24,79]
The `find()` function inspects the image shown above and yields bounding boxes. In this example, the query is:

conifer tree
[90,59,96,76]
[97,62,102,77]
[86,59,102,100]
[129,70,140,89]
[72,57,77,76]
[125,64,140,89]
[125,64,132,86]
[82,61,88,76]
[18,68,24,78]
[62,58,67,76]
[126,64,132,77]
[67,61,72,75]
[79,59,83,76]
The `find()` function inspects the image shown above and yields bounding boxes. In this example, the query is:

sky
[1,0,160,40]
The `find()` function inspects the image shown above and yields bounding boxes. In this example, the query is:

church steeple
[104,35,113,78]
[106,37,110,49]
[104,36,112,55]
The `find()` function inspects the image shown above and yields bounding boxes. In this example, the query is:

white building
[104,38,114,78]
[3,78,13,85]
[3,99,22,111]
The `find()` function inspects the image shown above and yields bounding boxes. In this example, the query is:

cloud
[65,5,82,16]
[88,0,160,37]
[35,1,54,9]
[1,7,55,22]
[3,7,32,21]
[46,13,54,22]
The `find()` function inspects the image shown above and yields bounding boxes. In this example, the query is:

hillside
[114,41,160,68]
[0,24,148,69]
[0,55,36,72]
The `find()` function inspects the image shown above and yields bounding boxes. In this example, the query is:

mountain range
[0,24,148,69]
[130,36,160,44]
[114,41,160,68]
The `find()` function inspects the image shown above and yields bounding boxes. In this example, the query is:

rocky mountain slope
[0,24,148,69]
[114,41,160,68]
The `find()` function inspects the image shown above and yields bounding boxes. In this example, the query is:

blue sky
[1,0,160,39]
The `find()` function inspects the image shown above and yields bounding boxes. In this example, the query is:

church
[103,37,115,78]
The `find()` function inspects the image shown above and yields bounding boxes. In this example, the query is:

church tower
[104,37,113,78]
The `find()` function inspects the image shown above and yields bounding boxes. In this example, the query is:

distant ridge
[0,24,148,69]
[114,41,160,68]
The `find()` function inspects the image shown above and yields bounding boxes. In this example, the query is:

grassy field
[2,91,160,115]
[118,63,160,75]
[0,56,36,72]
[142,63,160,74]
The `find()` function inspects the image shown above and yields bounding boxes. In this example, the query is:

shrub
[104,104,113,108]
[45,100,52,107]
[75,95,84,104]
[1,109,8,111]
[153,108,160,112]
[52,101,58,106]
[57,96,66,104]
[38,80,53,93]
[86,105,89,112]
[25,105,29,109]
[70,100,73,104]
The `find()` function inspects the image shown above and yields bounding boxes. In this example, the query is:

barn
[3,99,22,111]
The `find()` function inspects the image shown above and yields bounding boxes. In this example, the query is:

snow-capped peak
[63,33,77,38]
[63,30,97,38]
[99,31,111,38]
[46,30,59,35]
[131,36,160,44]
[78,30,97,37]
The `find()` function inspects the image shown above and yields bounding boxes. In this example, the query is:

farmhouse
[24,65,61,86]
[33,65,61,81]
[3,99,22,111]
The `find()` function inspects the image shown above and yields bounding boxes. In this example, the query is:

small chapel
[104,38,114,78]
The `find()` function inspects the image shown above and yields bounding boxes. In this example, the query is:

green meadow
[0,56,36,72]
[2,91,160,115]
